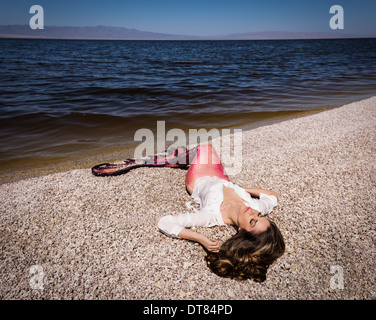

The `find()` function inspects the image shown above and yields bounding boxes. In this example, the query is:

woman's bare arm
[178,228,220,253]
[243,187,279,200]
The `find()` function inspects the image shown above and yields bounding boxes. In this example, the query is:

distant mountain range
[0,25,363,40]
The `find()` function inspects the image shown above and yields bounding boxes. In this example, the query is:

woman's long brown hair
[205,220,285,282]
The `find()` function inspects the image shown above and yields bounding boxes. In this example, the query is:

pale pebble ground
[0,96,375,300]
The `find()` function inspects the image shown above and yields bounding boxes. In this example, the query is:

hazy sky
[1,0,376,36]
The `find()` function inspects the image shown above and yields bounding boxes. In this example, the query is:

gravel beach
[1,96,375,300]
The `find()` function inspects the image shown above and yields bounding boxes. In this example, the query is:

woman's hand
[200,237,221,253]
[178,228,221,253]
[244,187,279,200]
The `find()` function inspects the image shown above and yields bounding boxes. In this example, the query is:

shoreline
[0,107,333,185]
[1,96,375,299]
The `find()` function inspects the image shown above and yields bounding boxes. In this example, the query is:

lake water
[0,38,375,178]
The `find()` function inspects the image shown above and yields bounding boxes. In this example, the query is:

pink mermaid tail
[91,146,189,176]
[185,144,230,194]
[91,145,229,185]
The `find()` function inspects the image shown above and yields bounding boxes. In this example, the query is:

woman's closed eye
[250,213,263,227]
[250,219,257,227]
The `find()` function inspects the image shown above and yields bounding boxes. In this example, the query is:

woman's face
[238,206,270,233]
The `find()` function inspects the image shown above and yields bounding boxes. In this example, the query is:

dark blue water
[0,38,375,174]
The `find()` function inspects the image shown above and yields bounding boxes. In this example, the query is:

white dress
[157,176,278,238]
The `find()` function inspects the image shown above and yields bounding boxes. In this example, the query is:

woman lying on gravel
[158,144,285,283]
